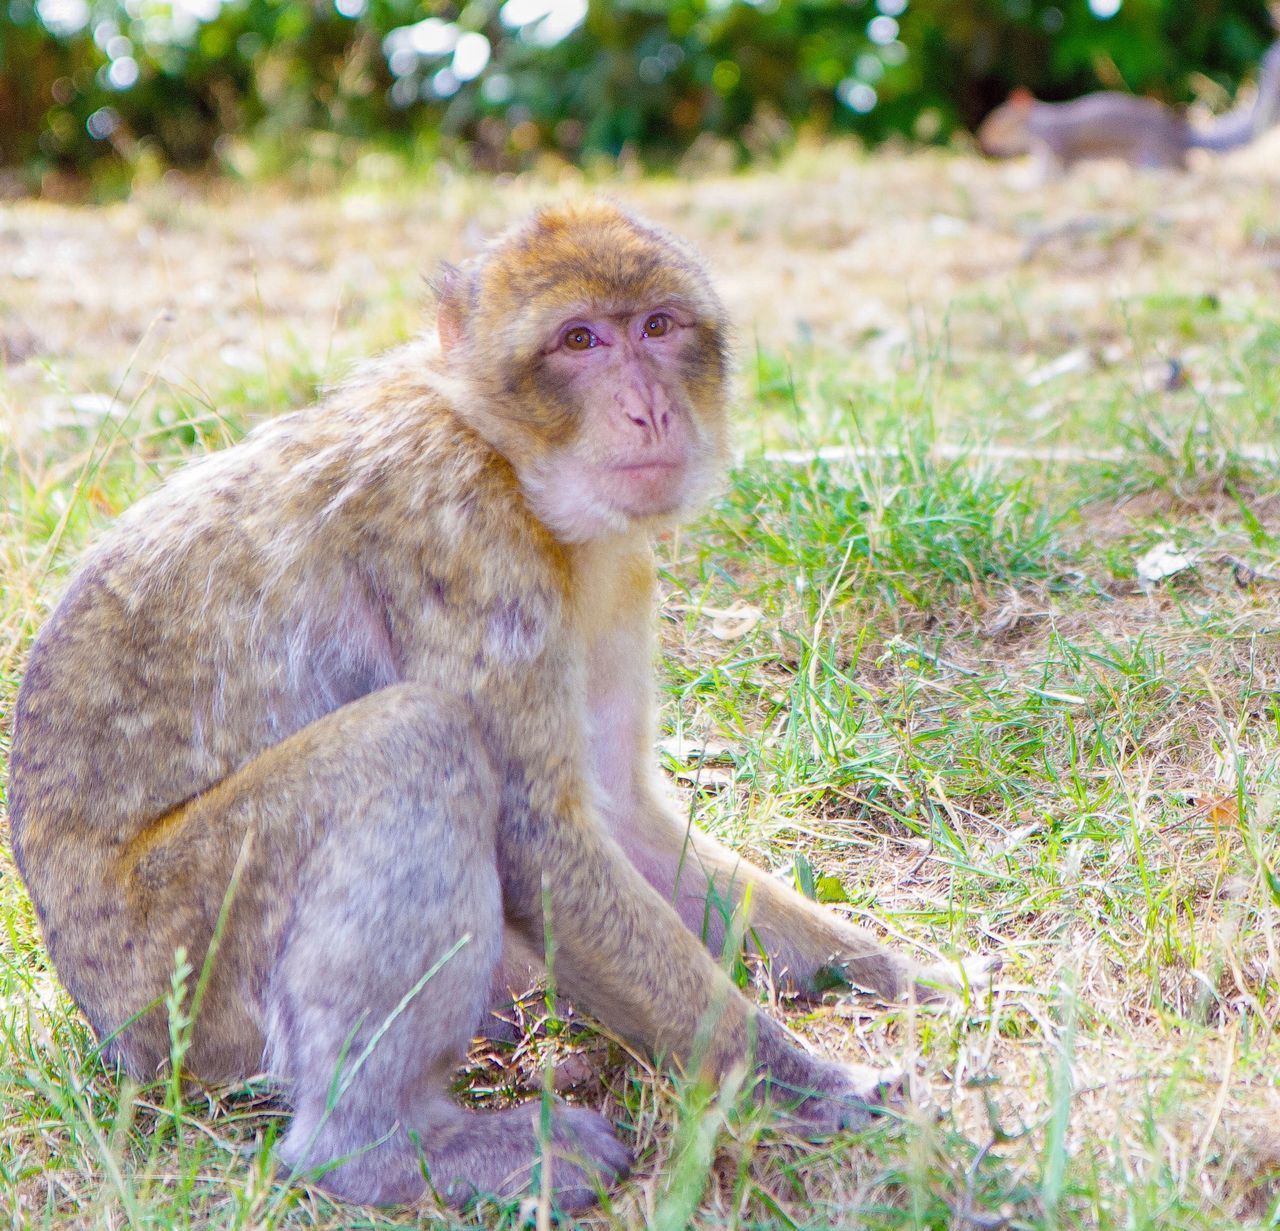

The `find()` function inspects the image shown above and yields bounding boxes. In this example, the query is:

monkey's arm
[577,564,988,1004]
[472,664,874,1106]
[497,794,894,1124]
[618,785,991,1003]
[505,800,752,1066]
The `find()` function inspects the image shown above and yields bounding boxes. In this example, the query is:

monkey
[977,40,1280,175]
[7,201,994,1212]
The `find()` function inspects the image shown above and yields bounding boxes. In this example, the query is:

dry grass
[4,133,1280,1228]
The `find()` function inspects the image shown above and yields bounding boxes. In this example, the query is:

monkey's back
[8,342,559,994]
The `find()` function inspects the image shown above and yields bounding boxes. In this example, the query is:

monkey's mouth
[606,461,686,513]
[610,461,680,480]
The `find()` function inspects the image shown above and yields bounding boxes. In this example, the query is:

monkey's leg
[618,793,996,1003]
[479,928,547,1043]
[252,686,629,1209]
[124,685,626,1209]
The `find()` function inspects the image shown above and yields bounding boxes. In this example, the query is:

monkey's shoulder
[84,354,523,565]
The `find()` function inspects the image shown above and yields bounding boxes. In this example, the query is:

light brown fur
[9,202,990,1212]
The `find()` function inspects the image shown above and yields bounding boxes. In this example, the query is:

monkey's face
[440,203,731,543]
[517,297,728,541]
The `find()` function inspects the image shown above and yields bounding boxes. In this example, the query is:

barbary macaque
[978,40,1280,174]
[8,202,992,1211]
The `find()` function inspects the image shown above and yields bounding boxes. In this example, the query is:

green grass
[4,148,1280,1227]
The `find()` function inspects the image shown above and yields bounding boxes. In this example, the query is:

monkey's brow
[540,294,701,326]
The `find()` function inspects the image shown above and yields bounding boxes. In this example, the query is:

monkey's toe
[545,1105,632,1212]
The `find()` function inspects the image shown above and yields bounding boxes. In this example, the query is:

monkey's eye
[642,313,672,338]
[563,327,600,351]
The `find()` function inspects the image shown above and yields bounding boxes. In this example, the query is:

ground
[3,134,1280,1228]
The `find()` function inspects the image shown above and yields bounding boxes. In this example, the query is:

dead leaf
[704,603,763,640]
[1135,542,1194,588]
[671,765,735,789]
[70,392,130,420]
[1200,795,1240,827]
[982,591,1030,636]
[1025,348,1092,387]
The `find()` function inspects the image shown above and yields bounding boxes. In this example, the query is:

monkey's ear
[433,262,466,356]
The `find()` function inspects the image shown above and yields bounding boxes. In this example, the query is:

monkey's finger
[915,951,1002,1003]
[760,1059,903,1135]
[962,953,1002,990]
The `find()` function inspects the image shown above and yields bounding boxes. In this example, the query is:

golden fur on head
[476,201,724,333]
[438,200,730,430]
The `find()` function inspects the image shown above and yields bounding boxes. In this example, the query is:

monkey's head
[436,201,731,543]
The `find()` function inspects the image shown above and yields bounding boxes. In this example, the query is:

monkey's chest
[583,653,647,820]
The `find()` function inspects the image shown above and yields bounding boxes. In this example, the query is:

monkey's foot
[764,1059,904,1135]
[281,1098,629,1211]
[913,953,1001,1004]
[425,1101,632,1213]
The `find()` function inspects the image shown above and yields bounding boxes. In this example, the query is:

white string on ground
[757,442,1280,466]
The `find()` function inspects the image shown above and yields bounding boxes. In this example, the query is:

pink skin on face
[542,309,697,519]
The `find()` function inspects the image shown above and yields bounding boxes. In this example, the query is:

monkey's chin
[522,459,696,543]
[522,464,630,543]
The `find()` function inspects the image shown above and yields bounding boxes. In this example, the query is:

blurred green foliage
[0,0,1274,186]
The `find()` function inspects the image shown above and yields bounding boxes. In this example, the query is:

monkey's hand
[809,948,1000,1007]
[754,1016,902,1134]
[762,1057,904,1135]
[912,952,1001,1005]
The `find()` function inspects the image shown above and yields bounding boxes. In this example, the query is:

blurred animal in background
[978,40,1280,175]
